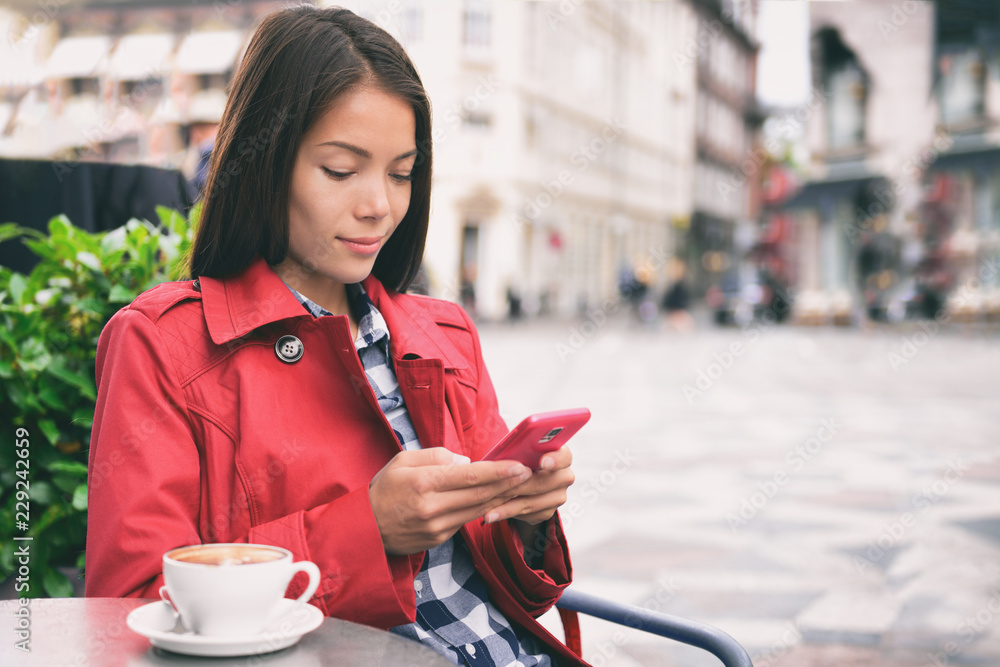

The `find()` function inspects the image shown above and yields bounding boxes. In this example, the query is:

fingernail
[507,463,525,477]
[484,512,499,524]
[540,457,555,470]
[451,453,471,465]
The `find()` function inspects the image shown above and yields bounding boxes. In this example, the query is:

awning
[776,175,882,211]
[175,31,245,75]
[46,35,112,79]
[107,33,175,81]
[187,88,227,124]
[0,36,44,88]
[931,145,1000,172]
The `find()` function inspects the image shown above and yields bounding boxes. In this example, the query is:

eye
[321,167,351,180]
[391,173,413,183]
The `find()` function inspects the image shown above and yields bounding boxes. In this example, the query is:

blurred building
[0,0,282,171]
[1,0,763,321]
[772,0,1000,324]
[685,0,762,300]
[333,0,703,319]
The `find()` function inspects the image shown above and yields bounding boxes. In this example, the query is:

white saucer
[126,599,323,657]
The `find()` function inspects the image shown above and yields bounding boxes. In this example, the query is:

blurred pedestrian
[662,259,694,332]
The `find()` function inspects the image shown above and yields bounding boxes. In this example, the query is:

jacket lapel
[364,277,468,452]
[199,257,309,345]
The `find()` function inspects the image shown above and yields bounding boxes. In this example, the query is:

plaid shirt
[285,282,552,667]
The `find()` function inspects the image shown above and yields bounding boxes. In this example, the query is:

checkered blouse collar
[283,282,390,350]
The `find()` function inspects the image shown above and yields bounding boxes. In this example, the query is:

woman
[85,5,582,666]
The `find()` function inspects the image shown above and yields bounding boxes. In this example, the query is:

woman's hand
[369,447,533,556]
[486,445,574,526]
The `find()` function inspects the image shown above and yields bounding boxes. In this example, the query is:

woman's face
[279,85,416,292]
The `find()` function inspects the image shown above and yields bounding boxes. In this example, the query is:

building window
[938,48,986,127]
[463,111,492,128]
[816,28,867,150]
[69,77,99,97]
[463,0,491,52]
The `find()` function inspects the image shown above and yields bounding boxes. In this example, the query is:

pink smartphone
[481,408,591,470]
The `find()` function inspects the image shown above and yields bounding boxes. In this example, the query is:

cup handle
[158,585,175,609]
[159,585,190,632]
[288,560,321,603]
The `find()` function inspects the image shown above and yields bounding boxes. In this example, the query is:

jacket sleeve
[86,308,421,629]
[456,307,573,617]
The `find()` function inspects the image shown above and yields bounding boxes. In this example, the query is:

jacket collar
[362,275,469,371]
[200,257,468,371]
[200,257,308,345]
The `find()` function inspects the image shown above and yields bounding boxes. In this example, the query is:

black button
[274,335,303,363]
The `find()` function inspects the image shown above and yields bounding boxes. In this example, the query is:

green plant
[0,206,197,597]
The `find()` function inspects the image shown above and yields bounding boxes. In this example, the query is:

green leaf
[33,502,66,532]
[37,419,60,446]
[45,359,96,400]
[8,273,26,304]
[29,481,57,505]
[0,223,44,243]
[107,284,137,303]
[42,567,74,598]
[70,408,93,430]
[48,215,72,240]
[156,206,187,236]
[37,384,69,411]
[72,484,87,511]
[100,226,127,254]
[18,337,51,372]
[52,473,78,494]
[76,251,102,273]
[23,239,59,263]
[75,552,86,571]
[47,460,89,477]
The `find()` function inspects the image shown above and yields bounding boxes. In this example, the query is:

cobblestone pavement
[478,316,1000,667]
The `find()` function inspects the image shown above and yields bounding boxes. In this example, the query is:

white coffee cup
[159,543,320,637]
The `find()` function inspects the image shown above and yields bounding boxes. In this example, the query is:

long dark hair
[187,4,432,292]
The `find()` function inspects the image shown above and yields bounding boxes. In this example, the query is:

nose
[356,175,391,221]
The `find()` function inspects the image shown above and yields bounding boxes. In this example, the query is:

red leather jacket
[86,257,581,663]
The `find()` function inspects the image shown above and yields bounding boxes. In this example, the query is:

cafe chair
[555,588,753,667]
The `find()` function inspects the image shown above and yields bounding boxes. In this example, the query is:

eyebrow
[316,140,417,162]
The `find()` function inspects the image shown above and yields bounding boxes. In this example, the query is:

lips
[337,236,382,256]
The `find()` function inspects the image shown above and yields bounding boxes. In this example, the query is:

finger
[538,445,572,471]
[430,460,532,493]
[506,467,574,498]
[402,489,520,543]
[392,446,471,468]
[484,487,567,524]
[409,468,533,521]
